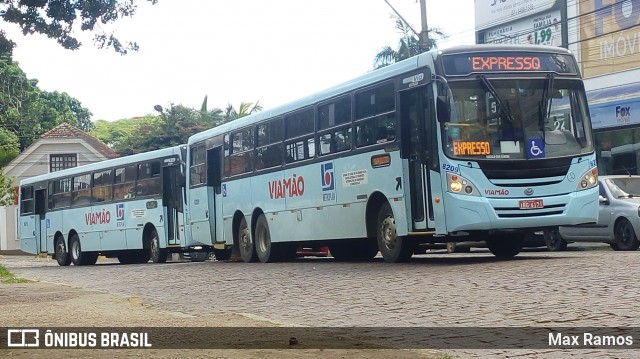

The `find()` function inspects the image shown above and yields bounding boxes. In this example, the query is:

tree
[0,171,15,206]
[0,126,19,167]
[0,0,159,56]
[373,15,446,69]
[224,101,263,122]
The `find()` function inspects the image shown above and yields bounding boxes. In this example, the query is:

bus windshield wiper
[539,73,555,141]
[478,75,517,141]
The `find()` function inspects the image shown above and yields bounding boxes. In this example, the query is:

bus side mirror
[437,95,450,122]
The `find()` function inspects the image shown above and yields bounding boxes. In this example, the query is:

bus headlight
[576,167,598,191]
[446,173,479,196]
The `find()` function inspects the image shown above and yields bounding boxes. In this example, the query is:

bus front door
[35,188,48,253]
[163,164,183,246]
[401,86,435,230]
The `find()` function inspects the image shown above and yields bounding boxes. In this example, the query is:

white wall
[0,205,19,252]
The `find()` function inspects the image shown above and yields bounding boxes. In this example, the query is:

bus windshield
[442,77,593,160]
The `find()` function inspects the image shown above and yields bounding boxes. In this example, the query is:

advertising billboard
[579,0,640,78]
[483,9,562,45]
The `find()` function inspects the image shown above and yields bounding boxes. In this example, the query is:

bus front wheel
[55,236,71,267]
[149,229,167,263]
[376,203,413,263]
[238,217,257,263]
[486,234,524,259]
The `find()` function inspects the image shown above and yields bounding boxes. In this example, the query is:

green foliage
[0,55,92,150]
[373,15,447,69]
[0,264,31,283]
[224,101,263,122]
[0,126,19,167]
[92,99,263,156]
[0,171,16,206]
[0,0,159,56]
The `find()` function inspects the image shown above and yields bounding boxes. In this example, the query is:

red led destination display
[442,52,578,76]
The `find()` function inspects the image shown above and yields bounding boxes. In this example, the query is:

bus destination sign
[442,52,578,76]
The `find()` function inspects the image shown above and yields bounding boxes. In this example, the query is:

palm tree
[373,15,446,69]
[224,101,263,122]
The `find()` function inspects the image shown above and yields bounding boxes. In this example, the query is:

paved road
[2,247,640,358]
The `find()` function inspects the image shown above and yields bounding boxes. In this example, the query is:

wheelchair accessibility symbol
[527,138,544,159]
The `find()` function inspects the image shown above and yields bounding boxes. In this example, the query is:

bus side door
[35,188,48,253]
[400,85,436,230]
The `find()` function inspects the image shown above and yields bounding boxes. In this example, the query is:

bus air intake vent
[479,158,572,180]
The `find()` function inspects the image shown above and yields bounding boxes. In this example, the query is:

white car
[544,175,640,251]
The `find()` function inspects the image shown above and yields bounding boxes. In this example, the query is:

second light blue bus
[184,44,598,263]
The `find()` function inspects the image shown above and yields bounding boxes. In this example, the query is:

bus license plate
[519,199,543,209]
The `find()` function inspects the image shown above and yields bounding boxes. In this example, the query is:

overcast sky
[3,0,475,122]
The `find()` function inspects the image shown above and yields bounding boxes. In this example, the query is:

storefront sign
[483,10,562,46]
[476,0,556,30]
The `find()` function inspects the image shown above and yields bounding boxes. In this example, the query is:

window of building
[50,154,77,172]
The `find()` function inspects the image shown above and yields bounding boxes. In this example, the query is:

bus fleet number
[442,163,460,174]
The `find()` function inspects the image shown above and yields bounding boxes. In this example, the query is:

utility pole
[419,0,429,52]
[382,0,430,52]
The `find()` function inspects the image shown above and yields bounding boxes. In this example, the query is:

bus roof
[188,48,438,146]
[188,44,574,146]
[19,145,185,187]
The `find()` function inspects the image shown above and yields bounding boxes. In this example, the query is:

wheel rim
[617,222,632,245]
[256,224,267,253]
[151,236,159,258]
[239,223,251,251]
[380,215,397,250]
[72,240,79,260]
[56,239,66,258]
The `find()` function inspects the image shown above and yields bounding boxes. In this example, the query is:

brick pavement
[2,249,639,358]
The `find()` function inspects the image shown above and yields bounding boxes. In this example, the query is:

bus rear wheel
[237,217,257,263]
[70,235,98,266]
[376,203,413,263]
[255,214,277,263]
[149,229,167,263]
[486,234,524,259]
[55,236,71,267]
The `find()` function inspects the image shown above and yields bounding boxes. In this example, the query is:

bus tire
[71,238,98,265]
[614,218,640,251]
[55,236,71,267]
[255,214,276,263]
[149,229,167,263]
[544,228,567,251]
[486,234,524,259]
[376,202,413,263]
[238,216,257,263]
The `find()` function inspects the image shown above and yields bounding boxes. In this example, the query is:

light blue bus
[18,145,210,265]
[185,44,598,263]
